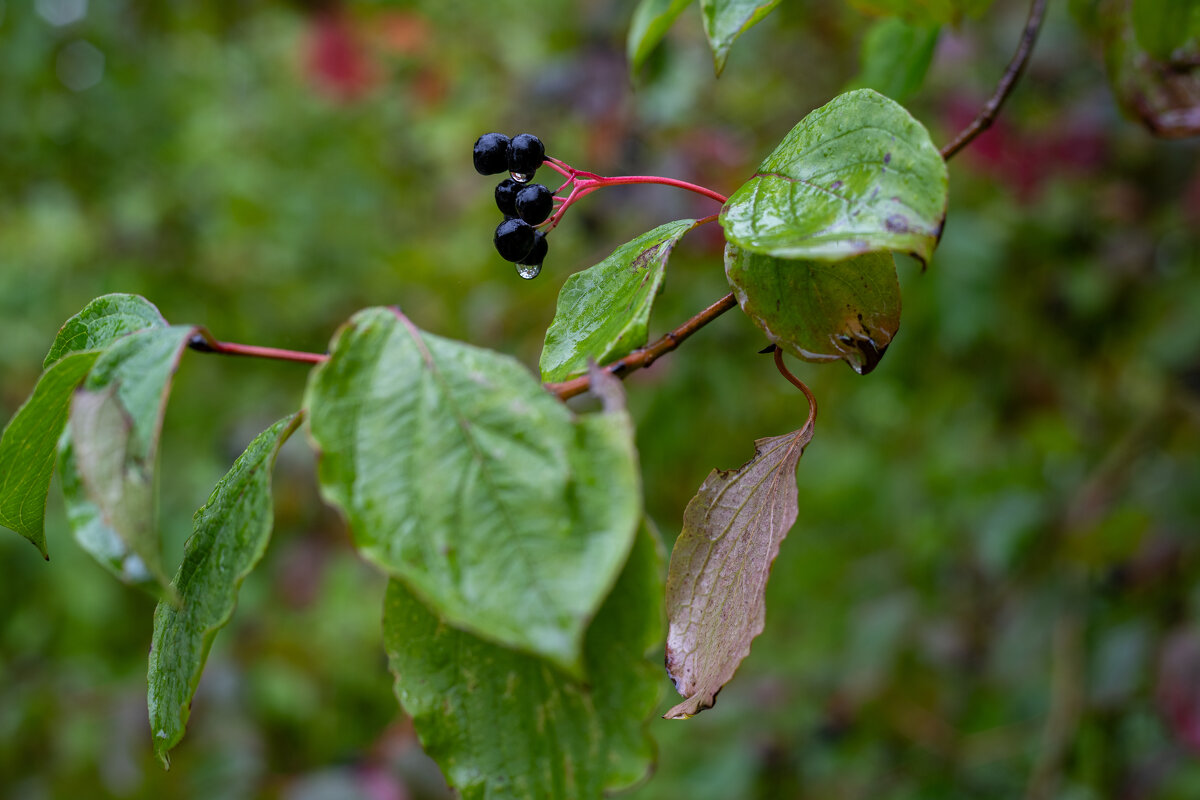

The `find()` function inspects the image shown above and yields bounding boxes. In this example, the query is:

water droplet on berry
[510,171,532,184]
[515,262,542,280]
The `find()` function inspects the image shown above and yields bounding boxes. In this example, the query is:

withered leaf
[664,421,814,719]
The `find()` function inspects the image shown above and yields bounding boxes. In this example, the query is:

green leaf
[1131,0,1194,60]
[384,520,665,800]
[700,0,781,75]
[0,353,99,557]
[725,247,902,374]
[852,18,940,103]
[43,293,167,370]
[665,420,814,719]
[628,0,694,73]
[0,293,166,558]
[847,0,993,25]
[720,88,948,264]
[540,218,696,383]
[69,325,197,597]
[304,308,641,673]
[147,413,302,768]
[59,435,157,589]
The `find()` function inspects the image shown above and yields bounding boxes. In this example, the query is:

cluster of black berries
[473,132,552,274]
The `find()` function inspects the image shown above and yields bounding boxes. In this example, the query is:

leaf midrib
[391,310,564,649]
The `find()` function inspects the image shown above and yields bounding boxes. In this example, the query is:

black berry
[494,179,520,217]
[515,183,553,225]
[517,231,548,267]
[493,218,536,262]
[473,132,511,175]
[507,133,545,176]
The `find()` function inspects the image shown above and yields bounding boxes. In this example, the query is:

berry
[507,133,545,176]
[515,183,553,225]
[517,231,548,267]
[473,132,511,175]
[493,218,536,262]
[494,178,520,217]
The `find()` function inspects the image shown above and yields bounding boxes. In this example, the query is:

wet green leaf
[69,326,197,597]
[701,0,781,75]
[852,17,940,103]
[665,420,814,719]
[43,293,167,370]
[384,520,664,800]
[1131,0,1194,60]
[305,308,641,673]
[0,353,98,557]
[540,218,696,383]
[628,0,694,73]
[1,293,167,558]
[147,413,302,767]
[725,247,902,374]
[721,89,948,264]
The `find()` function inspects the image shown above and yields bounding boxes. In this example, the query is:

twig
[188,332,328,365]
[940,0,1049,161]
[546,293,738,401]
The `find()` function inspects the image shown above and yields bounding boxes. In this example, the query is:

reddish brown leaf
[664,421,814,719]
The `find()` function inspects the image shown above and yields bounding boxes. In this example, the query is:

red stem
[773,347,817,430]
[576,175,727,205]
[188,333,327,365]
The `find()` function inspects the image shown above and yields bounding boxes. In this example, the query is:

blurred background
[2,0,1199,797]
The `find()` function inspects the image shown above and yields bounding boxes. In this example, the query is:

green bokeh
[2,1,1199,798]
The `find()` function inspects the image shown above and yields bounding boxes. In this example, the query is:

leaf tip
[663,691,716,720]
[14,528,50,561]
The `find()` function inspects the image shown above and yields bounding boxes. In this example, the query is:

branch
[940,0,1049,161]
[546,292,739,401]
[188,332,328,365]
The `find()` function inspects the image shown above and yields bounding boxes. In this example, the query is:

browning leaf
[664,421,814,718]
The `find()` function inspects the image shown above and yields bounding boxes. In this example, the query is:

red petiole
[538,157,727,232]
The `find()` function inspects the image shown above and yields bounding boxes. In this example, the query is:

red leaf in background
[1156,629,1200,755]
[305,8,378,102]
[940,96,1107,201]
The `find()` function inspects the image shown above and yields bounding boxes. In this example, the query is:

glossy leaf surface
[665,421,814,718]
[726,247,902,374]
[69,325,197,596]
[305,308,641,673]
[628,0,694,73]
[721,89,948,264]
[384,521,664,800]
[147,413,302,767]
[540,218,696,382]
[700,0,781,75]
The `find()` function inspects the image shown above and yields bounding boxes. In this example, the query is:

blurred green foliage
[1,0,1198,798]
